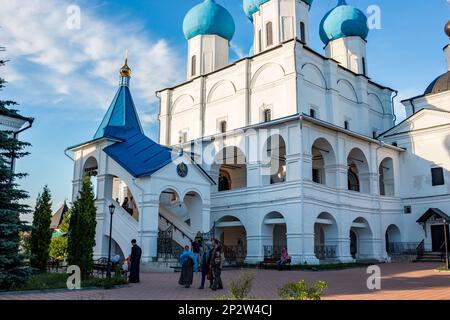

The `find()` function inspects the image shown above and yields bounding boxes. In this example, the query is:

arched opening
[314,212,338,261]
[311,138,336,188]
[347,148,370,194]
[214,146,247,192]
[263,135,286,185]
[83,157,98,198]
[385,224,401,254]
[191,55,197,77]
[104,235,125,261]
[379,158,395,196]
[183,191,203,235]
[266,22,273,47]
[349,217,374,260]
[216,215,247,266]
[111,176,139,221]
[300,21,306,43]
[262,212,287,259]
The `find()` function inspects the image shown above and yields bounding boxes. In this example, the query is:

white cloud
[0,0,183,111]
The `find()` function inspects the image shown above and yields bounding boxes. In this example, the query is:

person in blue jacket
[178,245,198,288]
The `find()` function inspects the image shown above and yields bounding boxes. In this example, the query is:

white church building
[67,0,450,266]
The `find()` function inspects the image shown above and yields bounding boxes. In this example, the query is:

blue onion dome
[319,0,369,45]
[243,0,313,21]
[183,0,235,41]
[243,0,268,21]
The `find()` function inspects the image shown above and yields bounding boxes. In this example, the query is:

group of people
[119,196,135,216]
[178,232,224,291]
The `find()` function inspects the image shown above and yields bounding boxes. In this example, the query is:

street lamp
[107,204,115,279]
[444,219,449,270]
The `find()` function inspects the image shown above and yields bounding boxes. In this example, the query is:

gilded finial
[120,49,131,78]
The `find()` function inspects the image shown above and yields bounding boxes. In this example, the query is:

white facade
[69,1,450,266]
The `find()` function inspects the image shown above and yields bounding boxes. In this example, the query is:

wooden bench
[259,257,292,270]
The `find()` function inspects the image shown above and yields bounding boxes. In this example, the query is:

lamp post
[107,204,115,279]
[444,219,449,270]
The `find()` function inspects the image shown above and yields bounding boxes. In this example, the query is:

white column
[139,199,159,263]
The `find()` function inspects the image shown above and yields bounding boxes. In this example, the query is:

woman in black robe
[129,239,142,283]
[178,246,198,288]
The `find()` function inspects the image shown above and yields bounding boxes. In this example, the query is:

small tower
[183,0,235,80]
[319,0,369,75]
[93,55,143,140]
[444,20,450,71]
[245,0,313,55]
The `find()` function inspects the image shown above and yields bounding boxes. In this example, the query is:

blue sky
[0,0,449,216]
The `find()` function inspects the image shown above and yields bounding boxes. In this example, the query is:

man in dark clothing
[129,239,142,283]
[210,239,224,291]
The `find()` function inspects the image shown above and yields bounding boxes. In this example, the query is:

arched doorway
[385,224,401,254]
[349,217,374,260]
[263,135,286,185]
[214,146,247,192]
[262,212,287,258]
[215,215,247,265]
[311,138,336,187]
[314,212,338,261]
[347,148,370,193]
[379,158,395,196]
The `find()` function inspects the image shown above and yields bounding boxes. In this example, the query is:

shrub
[278,280,327,300]
[228,271,255,300]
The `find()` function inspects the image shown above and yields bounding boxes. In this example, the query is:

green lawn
[2,273,128,292]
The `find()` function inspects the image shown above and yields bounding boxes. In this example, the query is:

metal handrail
[159,213,193,242]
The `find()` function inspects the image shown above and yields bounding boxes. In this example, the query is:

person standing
[198,242,213,289]
[210,239,224,291]
[179,246,198,288]
[192,232,203,263]
[127,197,135,216]
[129,239,142,283]
[122,197,129,211]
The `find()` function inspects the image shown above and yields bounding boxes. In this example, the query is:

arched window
[266,22,273,47]
[191,55,197,77]
[258,30,262,52]
[362,57,367,76]
[348,165,360,192]
[219,120,227,134]
[300,21,306,43]
[264,109,271,122]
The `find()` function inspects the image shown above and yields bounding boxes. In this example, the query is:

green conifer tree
[30,186,53,272]
[67,176,97,279]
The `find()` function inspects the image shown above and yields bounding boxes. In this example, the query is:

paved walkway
[1,263,449,300]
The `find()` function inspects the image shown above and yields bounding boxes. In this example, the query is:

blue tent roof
[93,85,143,140]
[103,131,173,178]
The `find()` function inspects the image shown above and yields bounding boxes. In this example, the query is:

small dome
[243,0,312,21]
[424,71,450,95]
[319,0,369,45]
[183,0,235,41]
[445,20,450,38]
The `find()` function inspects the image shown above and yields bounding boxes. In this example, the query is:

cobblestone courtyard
[1,263,449,300]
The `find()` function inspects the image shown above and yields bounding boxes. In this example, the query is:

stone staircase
[415,252,446,263]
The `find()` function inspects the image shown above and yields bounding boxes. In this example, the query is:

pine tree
[0,47,32,289]
[30,186,53,272]
[67,176,97,279]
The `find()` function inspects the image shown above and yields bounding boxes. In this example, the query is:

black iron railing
[223,245,247,264]
[315,245,337,260]
[387,242,422,254]
[416,239,425,260]
[263,246,285,259]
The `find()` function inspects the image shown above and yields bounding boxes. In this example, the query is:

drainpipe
[391,90,398,124]
[10,118,34,173]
